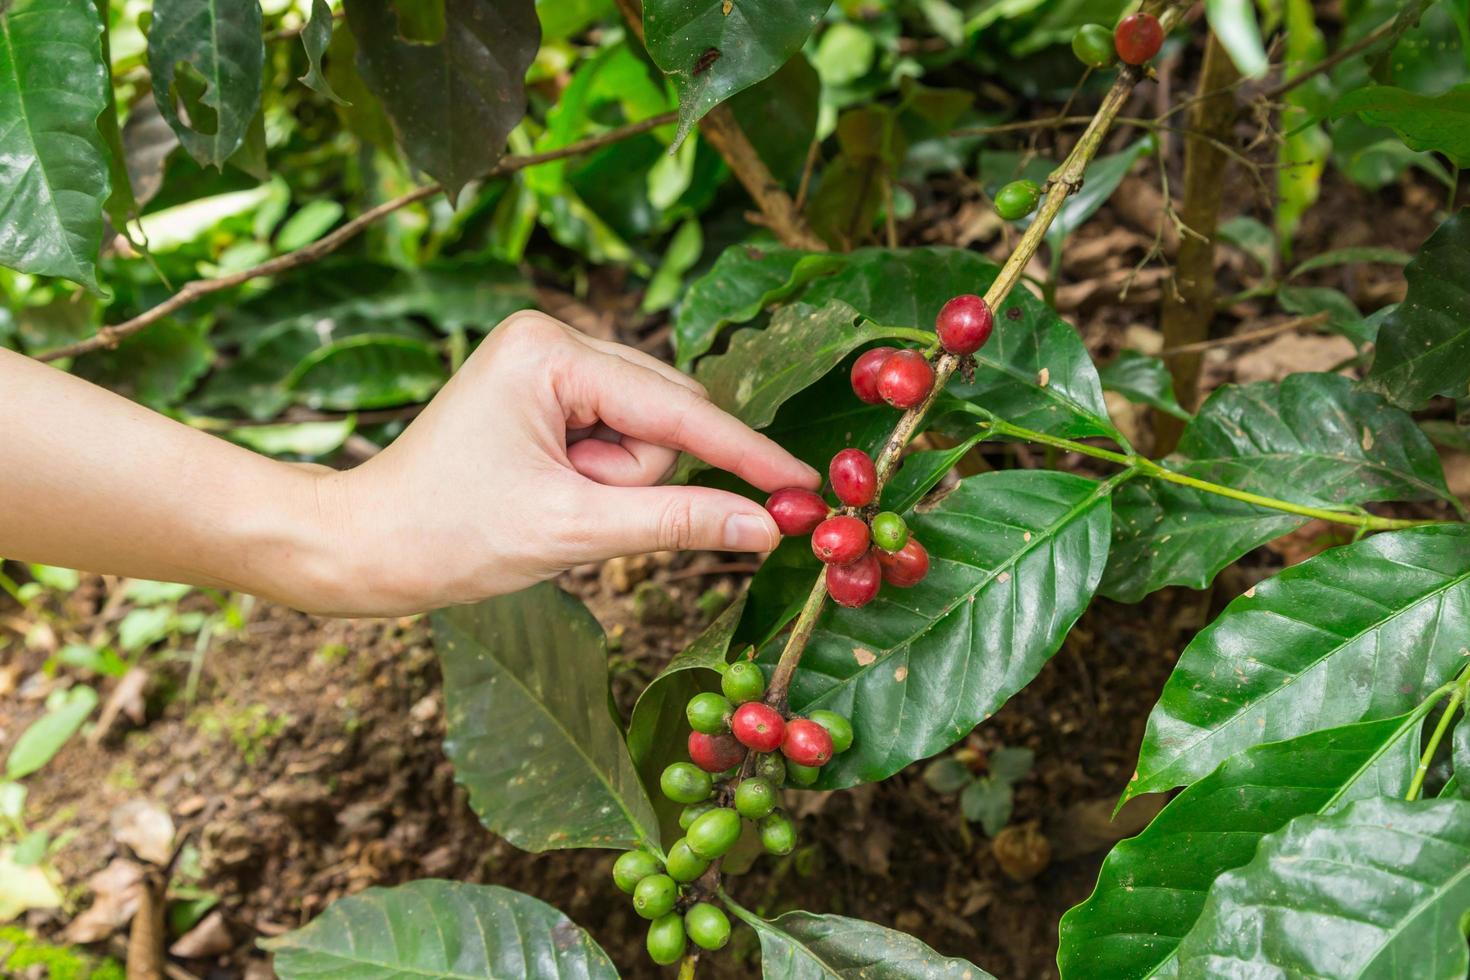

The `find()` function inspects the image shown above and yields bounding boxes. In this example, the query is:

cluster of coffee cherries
[762,294,996,609]
[1072,11,1164,69]
[612,661,854,965]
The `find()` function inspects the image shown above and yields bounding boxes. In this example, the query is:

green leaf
[1128,524,1470,801]
[1205,0,1268,77]
[922,757,972,794]
[285,335,447,411]
[0,845,63,920]
[726,899,995,978]
[148,0,264,168]
[763,470,1114,788]
[435,584,660,851]
[0,0,110,290]
[275,200,345,251]
[344,0,540,204]
[1277,284,1370,344]
[878,433,985,514]
[1044,138,1155,248]
[1288,245,1412,279]
[1332,82,1470,166]
[1060,710,1427,979]
[644,0,832,145]
[726,53,821,187]
[1454,715,1470,799]
[264,880,618,979]
[1102,372,1454,603]
[120,97,179,210]
[989,746,1033,783]
[641,217,703,314]
[75,320,213,410]
[960,777,1011,835]
[299,0,348,105]
[1362,209,1470,409]
[96,2,138,232]
[1174,796,1470,977]
[1275,0,1329,254]
[226,418,355,458]
[7,685,98,780]
[1099,350,1190,421]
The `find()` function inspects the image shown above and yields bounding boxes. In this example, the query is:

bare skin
[0,311,819,616]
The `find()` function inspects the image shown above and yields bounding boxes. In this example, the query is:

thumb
[580,484,781,558]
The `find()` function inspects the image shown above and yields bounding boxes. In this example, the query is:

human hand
[311,312,820,615]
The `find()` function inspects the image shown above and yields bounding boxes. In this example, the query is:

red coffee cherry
[936,294,994,355]
[781,718,835,767]
[850,347,897,404]
[765,488,829,536]
[877,350,935,409]
[688,731,747,773]
[829,449,877,508]
[877,537,929,587]
[811,516,870,565]
[826,551,881,608]
[1114,12,1163,65]
[730,702,785,752]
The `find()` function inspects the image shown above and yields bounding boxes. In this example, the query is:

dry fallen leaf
[170,910,233,959]
[65,858,145,943]
[111,799,176,866]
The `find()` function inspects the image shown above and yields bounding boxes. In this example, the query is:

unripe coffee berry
[688,731,747,773]
[759,810,798,855]
[633,873,678,919]
[826,552,881,608]
[686,806,743,859]
[722,661,766,704]
[665,837,711,882]
[735,776,778,819]
[812,515,870,565]
[1115,12,1163,65]
[755,752,787,785]
[613,849,662,894]
[685,902,732,952]
[786,761,820,786]
[829,448,877,507]
[994,180,1041,221]
[686,692,733,735]
[782,718,835,767]
[936,294,994,355]
[731,702,785,752]
[877,349,935,409]
[808,710,855,754]
[764,488,829,536]
[850,347,896,404]
[1072,23,1116,67]
[877,537,930,588]
[660,762,713,803]
[679,802,716,830]
[870,511,908,553]
[646,913,686,965]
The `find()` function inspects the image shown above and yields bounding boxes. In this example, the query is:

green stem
[1407,668,1470,801]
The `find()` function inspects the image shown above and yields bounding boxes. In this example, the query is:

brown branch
[1159,310,1331,357]
[40,111,680,363]
[1261,15,1398,102]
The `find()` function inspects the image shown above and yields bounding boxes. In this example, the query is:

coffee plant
[4,0,1470,975]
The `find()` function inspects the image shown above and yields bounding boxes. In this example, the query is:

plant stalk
[1407,672,1470,802]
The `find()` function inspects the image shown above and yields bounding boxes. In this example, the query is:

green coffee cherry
[760,810,798,855]
[735,777,778,819]
[633,873,678,919]
[755,752,787,786]
[787,761,821,786]
[686,691,734,734]
[685,902,732,951]
[870,512,909,553]
[722,661,767,704]
[679,801,717,830]
[994,179,1042,221]
[660,762,713,804]
[612,849,662,894]
[646,913,687,965]
[687,806,743,859]
[666,837,711,883]
[808,710,854,754]
[1072,22,1116,68]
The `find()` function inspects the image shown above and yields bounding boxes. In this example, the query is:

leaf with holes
[148,0,263,168]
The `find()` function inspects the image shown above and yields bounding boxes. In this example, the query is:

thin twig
[1262,16,1398,101]
[1159,311,1331,357]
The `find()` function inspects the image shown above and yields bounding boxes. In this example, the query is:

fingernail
[725,514,775,551]
[800,462,822,486]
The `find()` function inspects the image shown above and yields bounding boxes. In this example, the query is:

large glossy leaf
[0,0,110,290]
[1059,709,1427,980]
[1127,525,1470,801]
[1098,350,1190,421]
[1174,796,1470,978]
[644,0,831,144]
[727,53,821,187]
[763,470,1114,788]
[1102,372,1455,603]
[264,880,618,979]
[148,0,263,168]
[345,0,539,204]
[727,900,995,979]
[1362,209,1470,409]
[285,335,447,410]
[434,585,660,851]
[1333,83,1470,166]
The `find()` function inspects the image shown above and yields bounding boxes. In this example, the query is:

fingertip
[723,510,780,552]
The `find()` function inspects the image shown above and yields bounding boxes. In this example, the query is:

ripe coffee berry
[722,661,766,704]
[686,807,742,859]
[764,487,829,536]
[850,346,897,404]
[735,776,778,819]
[808,710,855,754]
[686,692,733,735]
[782,718,835,767]
[613,849,662,894]
[633,873,678,919]
[877,349,935,408]
[1115,12,1163,65]
[786,761,820,786]
[936,294,994,355]
[1072,22,1116,67]
[660,762,713,803]
[812,515,870,565]
[994,180,1041,221]
[646,913,686,965]
[759,810,798,855]
[830,448,877,507]
[665,837,711,882]
[870,511,908,553]
[826,552,881,608]
[731,702,785,752]
[685,902,731,952]
[688,731,747,773]
[877,537,930,588]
